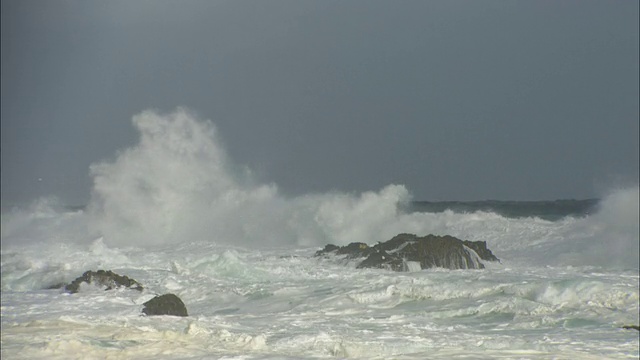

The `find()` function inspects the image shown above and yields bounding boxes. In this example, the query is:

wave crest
[86,109,411,248]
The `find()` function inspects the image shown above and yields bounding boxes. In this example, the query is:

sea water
[2,109,638,359]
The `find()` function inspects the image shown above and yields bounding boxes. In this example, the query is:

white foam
[3,109,637,272]
[1,244,638,359]
[1,109,639,359]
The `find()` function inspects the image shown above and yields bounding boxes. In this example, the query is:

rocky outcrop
[316,233,499,271]
[462,240,500,262]
[64,270,143,294]
[142,293,188,317]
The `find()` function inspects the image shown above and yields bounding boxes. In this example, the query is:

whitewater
[2,109,639,359]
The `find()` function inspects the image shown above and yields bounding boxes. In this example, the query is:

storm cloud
[1,0,638,207]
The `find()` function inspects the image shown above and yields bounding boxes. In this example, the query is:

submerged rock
[64,270,144,294]
[142,293,188,317]
[316,233,499,271]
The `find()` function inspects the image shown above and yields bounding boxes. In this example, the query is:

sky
[1,0,638,207]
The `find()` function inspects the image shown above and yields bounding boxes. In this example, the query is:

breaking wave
[1,109,638,270]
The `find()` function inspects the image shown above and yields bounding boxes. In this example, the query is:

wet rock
[64,270,143,294]
[356,249,403,270]
[316,233,499,271]
[142,293,188,317]
[314,244,340,257]
[316,242,375,259]
[622,325,640,331]
[462,240,500,262]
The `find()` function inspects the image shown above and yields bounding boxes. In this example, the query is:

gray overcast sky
[1,0,638,206]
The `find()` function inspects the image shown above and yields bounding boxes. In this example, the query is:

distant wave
[407,199,600,221]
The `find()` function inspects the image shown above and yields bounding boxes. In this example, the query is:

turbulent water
[2,109,639,359]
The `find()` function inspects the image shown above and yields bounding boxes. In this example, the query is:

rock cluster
[315,233,499,271]
[64,270,143,294]
[62,269,188,316]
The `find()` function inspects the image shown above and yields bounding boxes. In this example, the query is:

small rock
[142,293,188,317]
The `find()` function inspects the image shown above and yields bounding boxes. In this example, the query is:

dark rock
[142,293,188,317]
[335,242,375,258]
[316,242,376,259]
[64,270,143,294]
[356,249,403,270]
[462,240,500,262]
[316,233,499,271]
[622,325,640,331]
[392,234,485,270]
[314,244,340,257]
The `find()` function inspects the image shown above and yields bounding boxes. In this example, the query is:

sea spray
[0,197,88,247]
[87,108,254,247]
[1,108,638,358]
[556,186,639,269]
[1,108,637,269]
[85,108,414,248]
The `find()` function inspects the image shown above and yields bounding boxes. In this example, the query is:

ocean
[2,110,639,359]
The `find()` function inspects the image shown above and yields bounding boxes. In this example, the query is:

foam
[3,109,637,272]
[1,242,638,359]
